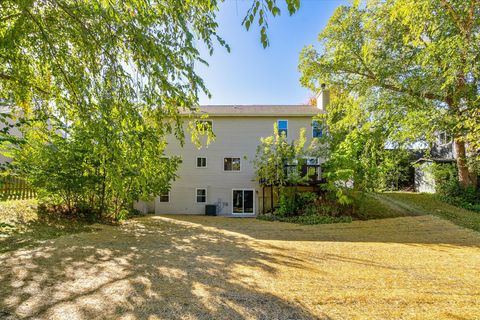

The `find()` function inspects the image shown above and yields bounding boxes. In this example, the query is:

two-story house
[135,91,328,216]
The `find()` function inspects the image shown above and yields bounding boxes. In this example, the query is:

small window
[312,120,323,138]
[224,157,241,171]
[195,120,212,132]
[196,157,207,168]
[196,188,207,203]
[306,157,319,165]
[439,131,451,145]
[277,120,288,137]
[159,192,170,203]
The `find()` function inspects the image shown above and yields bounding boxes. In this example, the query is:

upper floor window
[305,157,319,165]
[439,131,452,145]
[224,157,241,171]
[312,120,323,138]
[277,120,288,137]
[196,157,207,168]
[159,192,170,203]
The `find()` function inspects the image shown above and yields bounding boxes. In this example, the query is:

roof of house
[181,105,321,117]
[414,157,456,164]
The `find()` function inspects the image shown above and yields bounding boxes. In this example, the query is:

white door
[232,189,255,214]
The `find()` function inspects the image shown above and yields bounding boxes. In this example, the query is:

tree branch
[0,73,50,95]
[337,67,446,103]
[0,12,21,23]
[439,0,466,35]
[24,8,80,103]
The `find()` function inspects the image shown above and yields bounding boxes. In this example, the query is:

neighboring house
[414,132,456,193]
[136,92,328,216]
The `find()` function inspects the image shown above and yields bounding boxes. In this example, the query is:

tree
[1,0,228,132]
[0,0,302,216]
[254,124,324,215]
[254,123,320,188]
[12,78,181,219]
[299,0,480,187]
[1,0,226,216]
[0,0,300,117]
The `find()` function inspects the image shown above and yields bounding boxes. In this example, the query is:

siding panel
[151,115,319,215]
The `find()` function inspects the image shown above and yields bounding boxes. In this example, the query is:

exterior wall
[152,115,319,215]
[414,162,436,193]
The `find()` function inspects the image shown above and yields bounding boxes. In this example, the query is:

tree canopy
[1,0,228,127]
[1,0,228,217]
[0,0,301,217]
[299,0,480,187]
[254,123,321,187]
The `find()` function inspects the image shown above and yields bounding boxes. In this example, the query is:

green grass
[352,192,413,220]
[378,192,480,232]
[0,199,94,253]
[304,191,480,233]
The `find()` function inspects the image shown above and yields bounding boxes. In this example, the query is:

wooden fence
[0,176,36,201]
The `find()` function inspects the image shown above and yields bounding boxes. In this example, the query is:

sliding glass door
[232,189,254,214]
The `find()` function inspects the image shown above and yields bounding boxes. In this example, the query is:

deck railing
[259,164,323,186]
[284,164,322,185]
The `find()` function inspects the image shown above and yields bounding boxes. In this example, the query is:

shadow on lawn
[0,215,95,254]
[0,200,97,254]
[0,217,327,320]
[164,215,480,247]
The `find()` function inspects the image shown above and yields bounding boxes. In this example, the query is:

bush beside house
[431,163,480,212]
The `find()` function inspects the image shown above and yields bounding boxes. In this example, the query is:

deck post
[270,184,273,213]
[262,186,265,215]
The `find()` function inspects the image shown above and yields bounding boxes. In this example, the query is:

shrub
[116,209,130,222]
[257,213,352,225]
[274,190,320,217]
[431,163,480,210]
[465,204,480,212]
[264,188,355,225]
[275,189,299,217]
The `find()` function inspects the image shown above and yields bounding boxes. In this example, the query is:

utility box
[205,204,217,216]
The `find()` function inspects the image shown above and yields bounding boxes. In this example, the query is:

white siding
[149,115,318,215]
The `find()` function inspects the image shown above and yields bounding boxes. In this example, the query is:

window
[195,120,212,132]
[224,157,241,171]
[159,192,170,203]
[312,120,323,138]
[277,120,288,137]
[196,188,207,203]
[439,131,451,145]
[196,157,207,168]
[305,157,319,165]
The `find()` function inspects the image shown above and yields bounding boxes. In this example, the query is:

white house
[136,92,328,216]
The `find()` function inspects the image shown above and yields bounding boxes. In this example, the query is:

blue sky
[196,0,346,105]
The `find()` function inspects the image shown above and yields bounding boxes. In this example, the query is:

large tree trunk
[454,139,476,188]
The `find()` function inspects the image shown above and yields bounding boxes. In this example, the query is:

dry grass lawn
[1,214,479,320]
[0,200,93,253]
